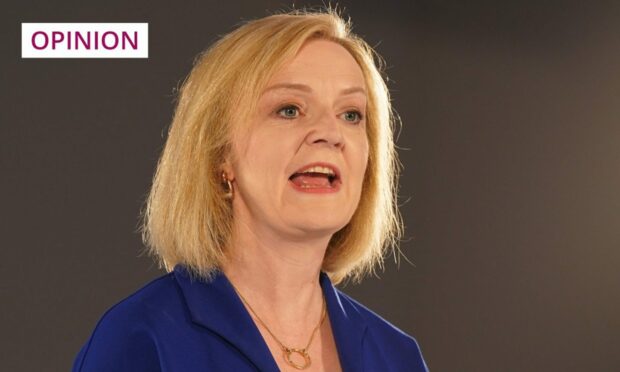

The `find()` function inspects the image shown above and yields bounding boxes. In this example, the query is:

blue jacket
[72,265,428,371]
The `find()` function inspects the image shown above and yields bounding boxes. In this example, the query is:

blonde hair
[140,9,403,284]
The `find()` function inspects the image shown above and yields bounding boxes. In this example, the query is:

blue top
[72,265,428,371]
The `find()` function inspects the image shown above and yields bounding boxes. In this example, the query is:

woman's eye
[341,110,364,124]
[276,105,300,119]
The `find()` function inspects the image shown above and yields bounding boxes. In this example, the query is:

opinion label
[21,23,148,58]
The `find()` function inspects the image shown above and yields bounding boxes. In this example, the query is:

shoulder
[335,288,429,371]
[83,272,181,333]
[73,272,180,372]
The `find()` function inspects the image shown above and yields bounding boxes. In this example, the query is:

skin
[221,39,369,371]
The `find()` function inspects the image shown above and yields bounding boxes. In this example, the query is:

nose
[304,111,345,149]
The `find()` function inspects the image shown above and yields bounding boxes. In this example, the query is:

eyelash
[275,104,365,124]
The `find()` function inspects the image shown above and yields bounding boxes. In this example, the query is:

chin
[289,215,349,235]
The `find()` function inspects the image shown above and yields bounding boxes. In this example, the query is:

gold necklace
[229,282,327,370]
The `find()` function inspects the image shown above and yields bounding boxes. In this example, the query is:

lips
[289,162,341,182]
[288,162,341,191]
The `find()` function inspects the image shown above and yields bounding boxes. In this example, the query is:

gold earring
[222,171,233,200]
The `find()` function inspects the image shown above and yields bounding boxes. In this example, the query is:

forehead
[265,39,366,89]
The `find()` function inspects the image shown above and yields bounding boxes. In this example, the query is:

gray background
[2,1,619,371]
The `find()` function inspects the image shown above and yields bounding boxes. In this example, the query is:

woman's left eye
[341,110,364,124]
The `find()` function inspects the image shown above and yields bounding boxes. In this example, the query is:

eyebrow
[262,83,367,97]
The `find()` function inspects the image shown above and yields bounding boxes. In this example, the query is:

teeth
[299,166,335,176]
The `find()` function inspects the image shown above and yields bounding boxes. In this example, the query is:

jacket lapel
[173,265,280,372]
[321,272,368,372]
[173,265,367,372]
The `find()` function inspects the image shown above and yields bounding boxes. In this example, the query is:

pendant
[283,347,311,370]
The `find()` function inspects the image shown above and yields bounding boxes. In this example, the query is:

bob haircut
[141,9,403,285]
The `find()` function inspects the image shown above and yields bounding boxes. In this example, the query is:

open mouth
[288,163,341,190]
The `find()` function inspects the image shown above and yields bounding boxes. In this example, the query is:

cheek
[362,138,370,168]
[355,135,370,175]
[237,132,291,188]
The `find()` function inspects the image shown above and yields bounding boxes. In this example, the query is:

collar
[173,265,367,372]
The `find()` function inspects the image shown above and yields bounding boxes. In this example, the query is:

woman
[72,9,428,372]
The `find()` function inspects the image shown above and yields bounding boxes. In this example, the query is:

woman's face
[225,39,369,241]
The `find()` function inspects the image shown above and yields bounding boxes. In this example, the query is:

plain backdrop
[2,1,619,371]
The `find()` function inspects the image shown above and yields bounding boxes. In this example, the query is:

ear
[221,157,235,181]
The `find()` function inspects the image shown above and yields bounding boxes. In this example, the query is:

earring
[222,171,233,200]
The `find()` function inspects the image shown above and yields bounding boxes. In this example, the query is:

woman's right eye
[276,105,300,119]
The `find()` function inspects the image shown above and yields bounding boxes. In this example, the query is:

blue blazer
[73,265,428,371]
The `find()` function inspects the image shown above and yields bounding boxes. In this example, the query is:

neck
[221,217,331,340]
